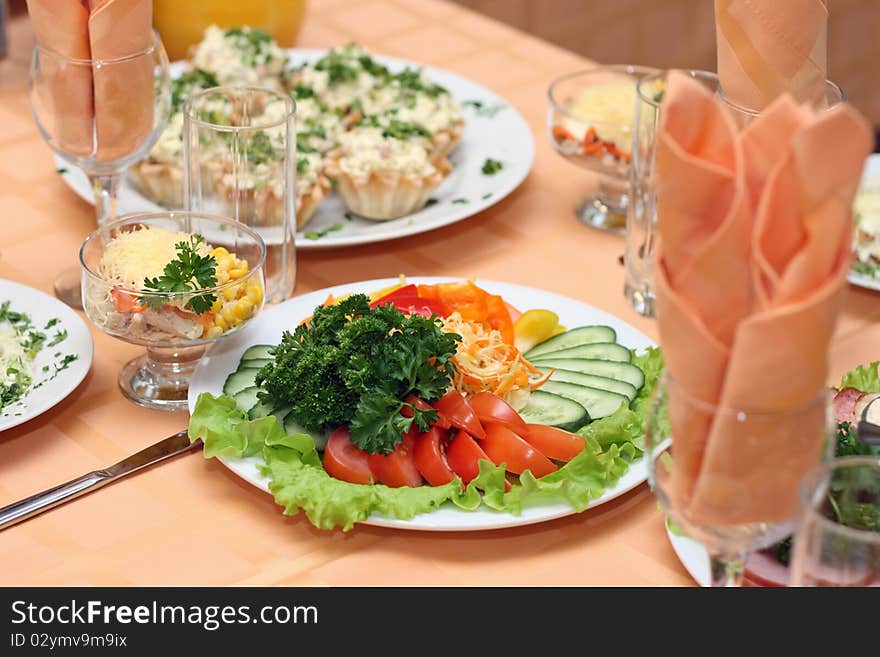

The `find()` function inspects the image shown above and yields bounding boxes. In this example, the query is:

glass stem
[708,548,747,587]
[90,173,121,226]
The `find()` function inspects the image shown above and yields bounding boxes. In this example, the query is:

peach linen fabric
[654,72,873,526]
[715,0,828,111]
[26,0,153,160]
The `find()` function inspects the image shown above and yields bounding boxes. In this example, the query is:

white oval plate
[848,153,880,292]
[188,277,655,531]
[0,279,93,432]
[56,49,535,251]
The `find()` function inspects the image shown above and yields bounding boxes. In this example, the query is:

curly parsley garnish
[255,295,460,454]
[142,236,218,314]
[481,158,503,175]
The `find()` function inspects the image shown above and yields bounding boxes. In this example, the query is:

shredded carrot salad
[441,312,551,409]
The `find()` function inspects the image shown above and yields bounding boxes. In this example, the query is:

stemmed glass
[28,31,171,308]
[790,456,880,586]
[646,374,834,586]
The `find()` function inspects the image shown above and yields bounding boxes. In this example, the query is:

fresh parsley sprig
[142,236,218,314]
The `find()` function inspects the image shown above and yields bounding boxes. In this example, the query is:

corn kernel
[246,284,263,305]
[210,299,223,314]
[233,298,254,320]
[221,304,238,324]
[228,267,246,280]
[218,256,235,271]
[211,247,229,260]
[216,269,230,284]
[214,313,228,330]
[206,326,224,339]
[222,283,240,301]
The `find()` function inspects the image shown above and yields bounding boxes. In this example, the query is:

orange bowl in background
[153,0,308,61]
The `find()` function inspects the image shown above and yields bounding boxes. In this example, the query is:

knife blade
[0,430,201,532]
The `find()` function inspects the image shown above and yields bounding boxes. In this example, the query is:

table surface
[1,0,879,587]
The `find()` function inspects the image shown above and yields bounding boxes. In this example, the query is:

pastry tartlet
[190,25,286,89]
[324,124,451,220]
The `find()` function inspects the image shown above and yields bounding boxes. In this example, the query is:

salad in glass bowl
[80,212,266,411]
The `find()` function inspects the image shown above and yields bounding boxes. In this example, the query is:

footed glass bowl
[80,211,266,411]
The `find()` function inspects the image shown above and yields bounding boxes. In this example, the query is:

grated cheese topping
[98,226,212,289]
[561,80,638,149]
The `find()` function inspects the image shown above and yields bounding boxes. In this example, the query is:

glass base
[624,281,655,318]
[575,196,627,234]
[54,265,83,310]
[118,346,206,412]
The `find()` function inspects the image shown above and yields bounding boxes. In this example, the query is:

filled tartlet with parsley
[288,43,391,112]
[324,121,452,220]
[190,25,286,89]
[83,226,264,343]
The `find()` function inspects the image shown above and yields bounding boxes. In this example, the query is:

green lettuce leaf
[839,361,880,393]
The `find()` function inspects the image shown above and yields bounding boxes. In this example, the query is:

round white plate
[188,277,655,531]
[848,153,880,292]
[666,524,710,587]
[0,279,93,432]
[56,49,535,251]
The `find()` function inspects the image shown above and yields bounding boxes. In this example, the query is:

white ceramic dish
[188,277,656,531]
[56,49,535,251]
[0,279,93,432]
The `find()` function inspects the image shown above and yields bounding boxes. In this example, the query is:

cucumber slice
[525,325,617,359]
[529,358,645,390]
[223,368,261,396]
[241,358,272,369]
[241,344,274,361]
[540,381,629,420]
[282,412,329,451]
[248,398,275,420]
[531,342,630,363]
[539,367,637,401]
[232,386,262,413]
[518,390,590,432]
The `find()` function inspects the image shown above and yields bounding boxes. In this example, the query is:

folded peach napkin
[715,0,828,111]
[654,72,872,526]
[26,0,153,160]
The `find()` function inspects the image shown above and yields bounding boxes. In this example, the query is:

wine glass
[28,30,171,308]
[547,65,658,234]
[646,373,834,586]
[79,212,266,411]
[790,456,880,586]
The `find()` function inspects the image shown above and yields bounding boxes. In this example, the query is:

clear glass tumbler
[183,86,296,303]
[623,70,718,318]
[28,31,171,308]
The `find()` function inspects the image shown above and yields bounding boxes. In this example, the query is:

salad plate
[0,279,93,432]
[848,153,880,292]
[188,277,656,531]
[56,49,535,251]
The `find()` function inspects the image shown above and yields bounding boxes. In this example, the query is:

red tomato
[110,287,145,313]
[522,424,586,462]
[481,423,557,478]
[402,395,451,430]
[323,427,373,485]
[367,430,423,488]
[434,390,486,439]
[468,392,527,434]
[445,430,493,485]
[371,284,445,317]
[413,426,456,486]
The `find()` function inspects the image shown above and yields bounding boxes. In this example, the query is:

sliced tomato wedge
[434,390,486,439]
[323,427,373,485]
[402,395,451,430]
[481,423,557,478]
[522,424,585,462]
[468,392,527,434]
[412,426,456,486]
[110,287,145,313]
[370,284,446,317]
[367,430,423,488]
[445,430,509,490]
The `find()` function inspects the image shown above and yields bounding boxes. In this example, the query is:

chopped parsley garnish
[344,212,355,221]
[223,27,277,67]
[142,235,218,314]
[425,198,438,207]
[481,192,493,200]
[481,158,503,175]
[304,223,343,240]
[463,99,506,117]
[296,157,310,174]
[255,295,460,454]
[358,115,430,140]
[44,318,60,330]
[292,84,317,99]
[47,329,68,347]
[55,167,69,175]
[451,198,469,205]
[171,69,219,113]
[393,67,447,97]
[652,91,665,103]
[244,132,278,165]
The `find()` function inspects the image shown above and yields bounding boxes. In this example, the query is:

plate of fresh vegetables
[187,277,662,531]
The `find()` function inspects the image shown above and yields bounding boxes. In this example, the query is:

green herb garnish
[463,100,506,117]
[255,295,460,454]
[451,198,469,205]
[142,235,218,314]
[171,68,219,113]
[481,158,503,175]
[304,223,343,240]
[55,167,69,175]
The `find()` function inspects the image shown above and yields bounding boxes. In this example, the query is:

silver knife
[0,430,201,532]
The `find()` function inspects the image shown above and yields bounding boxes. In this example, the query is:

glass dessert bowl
[548,65,659,233]
[80,211,266,411]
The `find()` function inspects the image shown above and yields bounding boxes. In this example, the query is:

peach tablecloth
[1,0,878,587]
